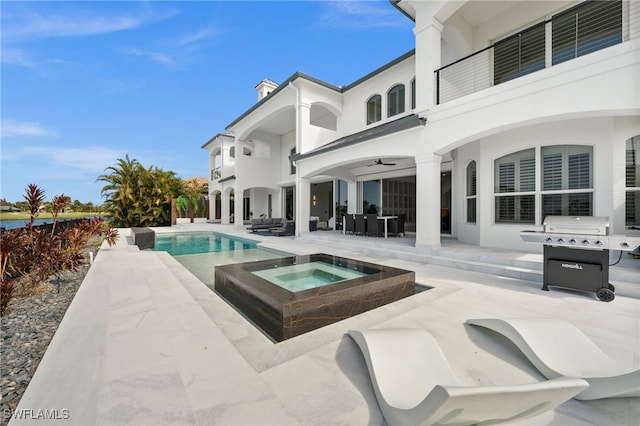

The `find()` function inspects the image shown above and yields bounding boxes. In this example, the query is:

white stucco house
[203,0,640,253]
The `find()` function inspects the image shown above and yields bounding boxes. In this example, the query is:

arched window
[387,84,405,117]
[366,95,382,125]
[494,149,535,224]
[466,161,477,223]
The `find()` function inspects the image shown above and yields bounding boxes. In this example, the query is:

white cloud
[320,1,409,29]
[1,48,38,70]
[120,47,176,67]
[1,119,56,138]
[21,146,126,174]
[1,6,178,43]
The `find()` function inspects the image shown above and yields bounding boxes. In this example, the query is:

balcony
[435,0,635,105]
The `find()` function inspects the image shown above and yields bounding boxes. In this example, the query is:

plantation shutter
[568,152,590,189]
[543,153,563,191]
[498,162,515,192]
[553,0,622,65]
[519,157,536,192]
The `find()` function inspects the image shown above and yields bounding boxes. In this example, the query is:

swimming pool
[154,232,259,256]
[154,231,291,287]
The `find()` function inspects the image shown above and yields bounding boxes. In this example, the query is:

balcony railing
[211,167,222,180]
[435,0,632,104]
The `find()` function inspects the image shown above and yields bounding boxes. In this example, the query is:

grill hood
[543,216,609,236]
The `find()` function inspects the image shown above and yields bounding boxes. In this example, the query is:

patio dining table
[342,215,398,238]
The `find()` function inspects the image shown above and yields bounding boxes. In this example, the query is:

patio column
[414,16,442,111]
[347,181,358,214]
[295,175,310,235]
[221,191,230,225]
[416,153,442,249]
[233,186,245,230]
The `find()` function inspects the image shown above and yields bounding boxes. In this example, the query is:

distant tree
[97,154,184,227]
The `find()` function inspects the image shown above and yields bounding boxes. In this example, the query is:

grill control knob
[569,239,576,244]
[557,238,565,244]
[595,240,603,246]
[620,242,630,248]
[582,240,590,245]
[546,237,553,243]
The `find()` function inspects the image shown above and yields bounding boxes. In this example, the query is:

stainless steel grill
[521,216,640,251]
[520,216,640,302]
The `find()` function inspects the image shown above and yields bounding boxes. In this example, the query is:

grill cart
[520,216,640,302]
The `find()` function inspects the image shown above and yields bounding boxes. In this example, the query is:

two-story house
[203,0,639,252]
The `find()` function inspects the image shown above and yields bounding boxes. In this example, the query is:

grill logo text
[561,263,583,270]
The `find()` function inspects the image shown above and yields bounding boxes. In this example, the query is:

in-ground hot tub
[214,253,416,342]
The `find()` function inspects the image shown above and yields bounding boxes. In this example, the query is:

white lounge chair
[466,318,640,400]
[347,328,588,426]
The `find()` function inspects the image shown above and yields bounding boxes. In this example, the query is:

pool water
[252,261,372,292]
[154,232,258,256]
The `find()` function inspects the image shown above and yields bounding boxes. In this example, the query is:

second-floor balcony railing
[435,0,633,105]
[211,167,222,180]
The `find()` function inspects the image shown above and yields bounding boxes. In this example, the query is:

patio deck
[10,224,640,425]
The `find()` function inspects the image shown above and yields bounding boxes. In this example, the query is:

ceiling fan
[369,158,396,166]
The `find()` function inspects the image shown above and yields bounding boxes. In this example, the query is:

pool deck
[11,224,640,425]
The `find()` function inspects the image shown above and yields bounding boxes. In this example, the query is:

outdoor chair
[354,214,366,235]
[348,328,587,426]
[366,215,383,237]
[466,318,640,400]
[388,214,405,237]
[344,214,355,234]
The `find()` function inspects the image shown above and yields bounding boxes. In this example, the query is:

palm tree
[97,155,183,227]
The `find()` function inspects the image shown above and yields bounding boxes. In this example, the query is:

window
[387,84,405,117]
[366,95,382,125]
[552,0,622,65]
[541,146,593,217]
[494,23,545,85]
[290,147,296,175]
[494,149,535,223]
[410,78,416,110]
[626,136,640,226]
[466,161,477,223]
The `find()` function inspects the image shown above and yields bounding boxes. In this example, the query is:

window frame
[366,94,382,125]
[626,136,640,227]
[466,160,477,224]
[387,84,405,118]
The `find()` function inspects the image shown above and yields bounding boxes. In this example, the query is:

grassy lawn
[0,211,108,221]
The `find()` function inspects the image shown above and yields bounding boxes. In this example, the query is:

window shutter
[553,0,622,65]
[543,153,563,191]
[519,157,535,192]
[568,152,590,189]
[499,162,515,192]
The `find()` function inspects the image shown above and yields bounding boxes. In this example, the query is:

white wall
[339,56,416,138]
[469,117,637,251]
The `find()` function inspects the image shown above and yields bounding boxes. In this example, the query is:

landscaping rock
[0,250,92,426]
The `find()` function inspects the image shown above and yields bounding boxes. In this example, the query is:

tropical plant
[23,183,45,233]
[50,193,70,235]
[184,177,207,218]
[176,195,188,218]
[97,154,184,227]
[1,184,119,316]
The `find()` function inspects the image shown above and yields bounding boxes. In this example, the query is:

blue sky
[1,0,414,204]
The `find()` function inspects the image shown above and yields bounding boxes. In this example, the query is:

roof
[289,114,424,162]
[201,132,234,149]
[225,50,415,130]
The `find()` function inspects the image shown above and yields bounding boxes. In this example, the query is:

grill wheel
[596,287,615,302]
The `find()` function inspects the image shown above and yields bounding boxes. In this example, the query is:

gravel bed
[1,253,93,426]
